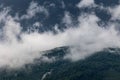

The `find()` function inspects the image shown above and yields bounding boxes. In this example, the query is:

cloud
[62,11,73,27]
[0,1,120,69]
[20,1,49,20]
[61,1,65,9]
[109,5,120,20]
[64,14,120,61]
[0,8,65,69]
[68,4,120,61]
[77,0,95,8]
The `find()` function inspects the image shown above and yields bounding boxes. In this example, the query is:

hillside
[0,48,120,80]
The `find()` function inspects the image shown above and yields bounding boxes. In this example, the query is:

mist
[0,0,120,69]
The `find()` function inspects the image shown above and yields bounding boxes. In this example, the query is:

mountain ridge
[0,47,120,80]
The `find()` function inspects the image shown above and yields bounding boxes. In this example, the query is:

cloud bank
[0,1,120,69]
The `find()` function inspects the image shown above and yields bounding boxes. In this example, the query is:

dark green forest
[0,47,120,80]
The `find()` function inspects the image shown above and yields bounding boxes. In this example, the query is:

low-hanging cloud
[0,1,120,69]
[64,14,120,61]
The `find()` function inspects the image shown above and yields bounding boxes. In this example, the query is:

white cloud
[64,14,120,61]
[1,3,120,69]
[33,22,42,27]
[77,0,95,8]
[20,1,49,20]
[62,11,73,27]
[109,5,120,20]
[61,1,65,9]
[0,8,64,69]
[0,7,10,22]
